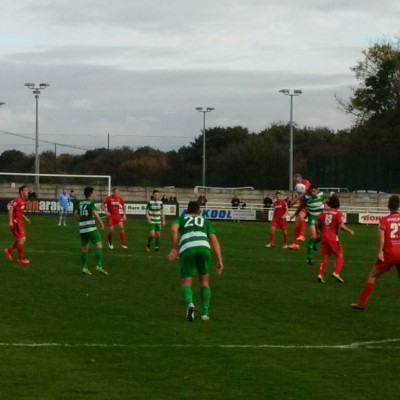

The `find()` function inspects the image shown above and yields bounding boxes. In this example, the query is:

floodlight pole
[24,83,50,191]
[195,107,215,187]
[279,89,302,191]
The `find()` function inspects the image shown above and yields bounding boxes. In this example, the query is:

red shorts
[272,218,287,230]
[10,221,26,239]
[107,215,123,228]
[374,258,400,273]
[321,240,342,257]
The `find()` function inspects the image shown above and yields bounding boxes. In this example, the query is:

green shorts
[80,230,102,246]
[148,223,162,233]
[307,214,319,227]
[179,247,211,279]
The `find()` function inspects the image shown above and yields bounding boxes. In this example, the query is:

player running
[4,185,31,265]
[315,195,354,283]
[265,191,289,248]
[146,190,166,252]
[352,195,400,310]
[101,187,127,249]
[58,189,71,226]
[168,201,223,321]
[74,186,107,275]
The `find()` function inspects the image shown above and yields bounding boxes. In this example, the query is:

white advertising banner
[358,213,386,225]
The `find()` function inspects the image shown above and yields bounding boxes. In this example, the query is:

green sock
[81,252,88,267]
[200,286,211,316]
[147,237,152,246]
[155,238,160,248]
[95,248,103,267]
[181,285,193,306]
[307,239,314,259]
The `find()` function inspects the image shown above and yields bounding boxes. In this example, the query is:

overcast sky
[0,0,399,155]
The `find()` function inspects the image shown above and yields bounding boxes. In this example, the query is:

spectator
[239,200,247,209]
[161,195,169,203]
[285,197,292,208]
[169,196,177,203]
[231,197,240,209]
[263,195,273,209]
[28,190,37,199]
[197,195,207,206]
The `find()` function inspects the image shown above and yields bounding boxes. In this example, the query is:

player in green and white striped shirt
[146,190,166,252]
[294,185,326,265]
[168,201,223,321]
[73,186,107,275]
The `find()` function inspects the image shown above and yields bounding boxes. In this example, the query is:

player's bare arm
[167,223,179,261]
[377,229,385,261]
[161,210,166,227]
[209,234,223,275]
[340,223,354,236]
[93,211,104,231]
[23,215,31,224]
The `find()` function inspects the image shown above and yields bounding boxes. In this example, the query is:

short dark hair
[19,185,27,194]
[153,190,159,194]
[388,195,400,212]
[275,191,281,195]
[188,201,200,214]
[84,186,94,199]
[327,195,340,209]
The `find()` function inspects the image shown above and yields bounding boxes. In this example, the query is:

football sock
[9,241,18,253]
[108,232,113,244]
[155,238,160,248]
[283,233,288,245]
[293,225,300,244]
[318,258,328,276]
[299,220,306,237]
[95,248,103,267]
[181,285,193,306]
[307,239,314,259]
[120,231,126,246]
[17,243,24,259]
[334,256,344,274]
[58,215,62,224]
[81,252,88,267]
[147,237,153,246]
[200,286,211,316]
[269,232,275,245]
[359,282,375,306]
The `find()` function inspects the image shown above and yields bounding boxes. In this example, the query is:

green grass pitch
[0,215,399,399]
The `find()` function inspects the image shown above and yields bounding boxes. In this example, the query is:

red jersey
[379,213,400,263]
[301,179,311,191]
[10,196,26,223]
[318,208,343,242]
[102,196,125,217]
[273,200,288,220]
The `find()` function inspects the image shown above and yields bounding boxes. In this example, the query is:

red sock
[283,233,288,245]
[9,241,18,253]
[294,225,300,243]
[359,282,375,307]
[107,232,113,243]
[334,256,343,274]
[120,231,126,246]
[319,259,328,276]
[17,243,24,259]
[299,220,306,237]
[269,232,275,245]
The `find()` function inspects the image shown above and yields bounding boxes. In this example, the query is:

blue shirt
[59,194,71,208]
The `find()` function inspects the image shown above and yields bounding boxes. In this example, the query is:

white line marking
[0,339,399,349]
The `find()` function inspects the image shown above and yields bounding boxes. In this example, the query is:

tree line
[1,37,400,192]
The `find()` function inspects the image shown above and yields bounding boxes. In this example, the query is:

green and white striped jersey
[304,191,325,216]
[76,200,98,234]
[146,200,164,224]
[173,214,216,256]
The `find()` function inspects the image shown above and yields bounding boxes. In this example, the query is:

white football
[294,183,306,194]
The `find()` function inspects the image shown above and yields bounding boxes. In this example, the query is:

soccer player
[265,191,289,248]
[168,201,223,321]
[4,185,31,265]
[58,189,71,226]
[288,173,311,250]
[291,185,326,265]
[73,186,107,275]
[101,187,127,249]
[146,190,166,252]
[315,195,354,283]
[351,195,400,310]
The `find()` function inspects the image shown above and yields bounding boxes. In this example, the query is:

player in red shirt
[352,195,400,310]
[288,173,311,250]
[4,185,31,264]
[101,187,127,249]
[265,191,289,248]
[315,195,354,283]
